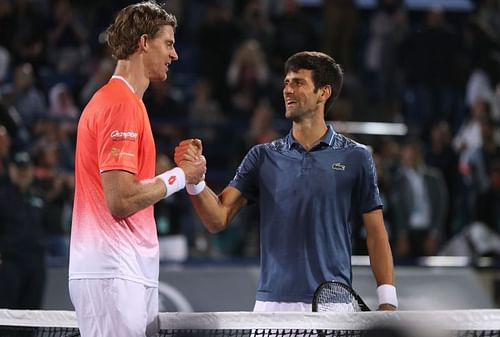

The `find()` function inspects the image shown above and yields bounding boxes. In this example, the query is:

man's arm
[363,208,397,310]
[174,138,248,233]
[102,159,206,219]
[101,170,169,218]
[188,185,247,233]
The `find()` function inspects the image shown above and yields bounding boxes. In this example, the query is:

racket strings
[315,285,362,312]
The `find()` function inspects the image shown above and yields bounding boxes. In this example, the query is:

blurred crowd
[0,0,500,262]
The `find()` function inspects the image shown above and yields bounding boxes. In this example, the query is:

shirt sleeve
[97,101,141,175]
[228,144,261,203]
[357,147,383,213]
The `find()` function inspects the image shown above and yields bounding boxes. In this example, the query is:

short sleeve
[357,147,383,213]
[229,145,261,203]
[97,101,141,174]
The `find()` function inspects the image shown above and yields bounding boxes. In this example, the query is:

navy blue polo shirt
[229,125,382,303]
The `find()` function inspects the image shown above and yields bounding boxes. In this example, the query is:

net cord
[0,309,78,328]
[158,311,500,331]
[1,309,500,331]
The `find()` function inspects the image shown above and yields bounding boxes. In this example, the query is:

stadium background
[1,0,500,311]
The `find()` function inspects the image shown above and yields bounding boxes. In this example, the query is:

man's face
[283,69,321,121]
[144,25,178,82]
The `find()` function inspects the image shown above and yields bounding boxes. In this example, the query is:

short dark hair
[106,1,177,60]
[284,51,344,116]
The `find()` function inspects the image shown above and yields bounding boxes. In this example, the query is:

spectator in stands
[391,141,448,257]
[227,39,271,119]
[32,117,75,172]
[453,100,490,175]
[188,79,225,143]
[32,140,73,258]
[48,83,79,119]
[465,57,500,124]
[469,116,500,233]
[463,0,500,127]
[377,136,401,178]
[0,62,47,130]
[48,83,80,135]
[0,100,28,148]
[452,100,491,227]
[46,0,89,74]
[425,121,459,238]
[0,151,48,309]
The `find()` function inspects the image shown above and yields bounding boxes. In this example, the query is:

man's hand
[178,155,206,184]
[175,139,203,165]
[175,138,206,184]
[377,303,397,311]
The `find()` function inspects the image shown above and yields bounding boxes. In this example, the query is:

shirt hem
[256,292,312,303]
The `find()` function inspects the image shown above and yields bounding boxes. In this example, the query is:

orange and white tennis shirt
[69,76,159,287]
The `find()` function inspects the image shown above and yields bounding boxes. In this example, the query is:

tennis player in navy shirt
[175,51,397,311]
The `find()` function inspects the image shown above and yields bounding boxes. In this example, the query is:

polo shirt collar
[286,125,337,150]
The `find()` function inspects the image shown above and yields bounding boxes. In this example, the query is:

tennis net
[1,309,500,337]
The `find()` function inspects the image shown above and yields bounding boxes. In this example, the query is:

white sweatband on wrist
[377,284,398,308]
[186,180,206,195]
[157,167,186,198]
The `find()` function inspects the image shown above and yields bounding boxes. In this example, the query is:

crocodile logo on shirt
[332,163,346,171]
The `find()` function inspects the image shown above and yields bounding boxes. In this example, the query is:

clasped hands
[175,138,206,184]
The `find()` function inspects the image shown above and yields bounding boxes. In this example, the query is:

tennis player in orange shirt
[68,2,205,337]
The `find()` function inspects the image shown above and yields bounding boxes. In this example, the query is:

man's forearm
[190,187,231,233]
[367,234,395,286]
[367,231,398,309]
[102,168,186,219]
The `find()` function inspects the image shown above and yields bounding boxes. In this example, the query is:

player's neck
[292,118,328,151]
[113,59,150,99]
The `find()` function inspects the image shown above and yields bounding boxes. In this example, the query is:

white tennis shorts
[253,300,312,312]
[69,278,158,337]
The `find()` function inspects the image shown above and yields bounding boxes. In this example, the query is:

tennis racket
[312,280,371,312]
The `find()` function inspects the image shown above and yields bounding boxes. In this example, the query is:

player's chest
[259,151,358,194]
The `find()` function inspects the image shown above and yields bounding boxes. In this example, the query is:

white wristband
[186,180,206,195]
[157,167,186,198]
[377,284,398,308]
